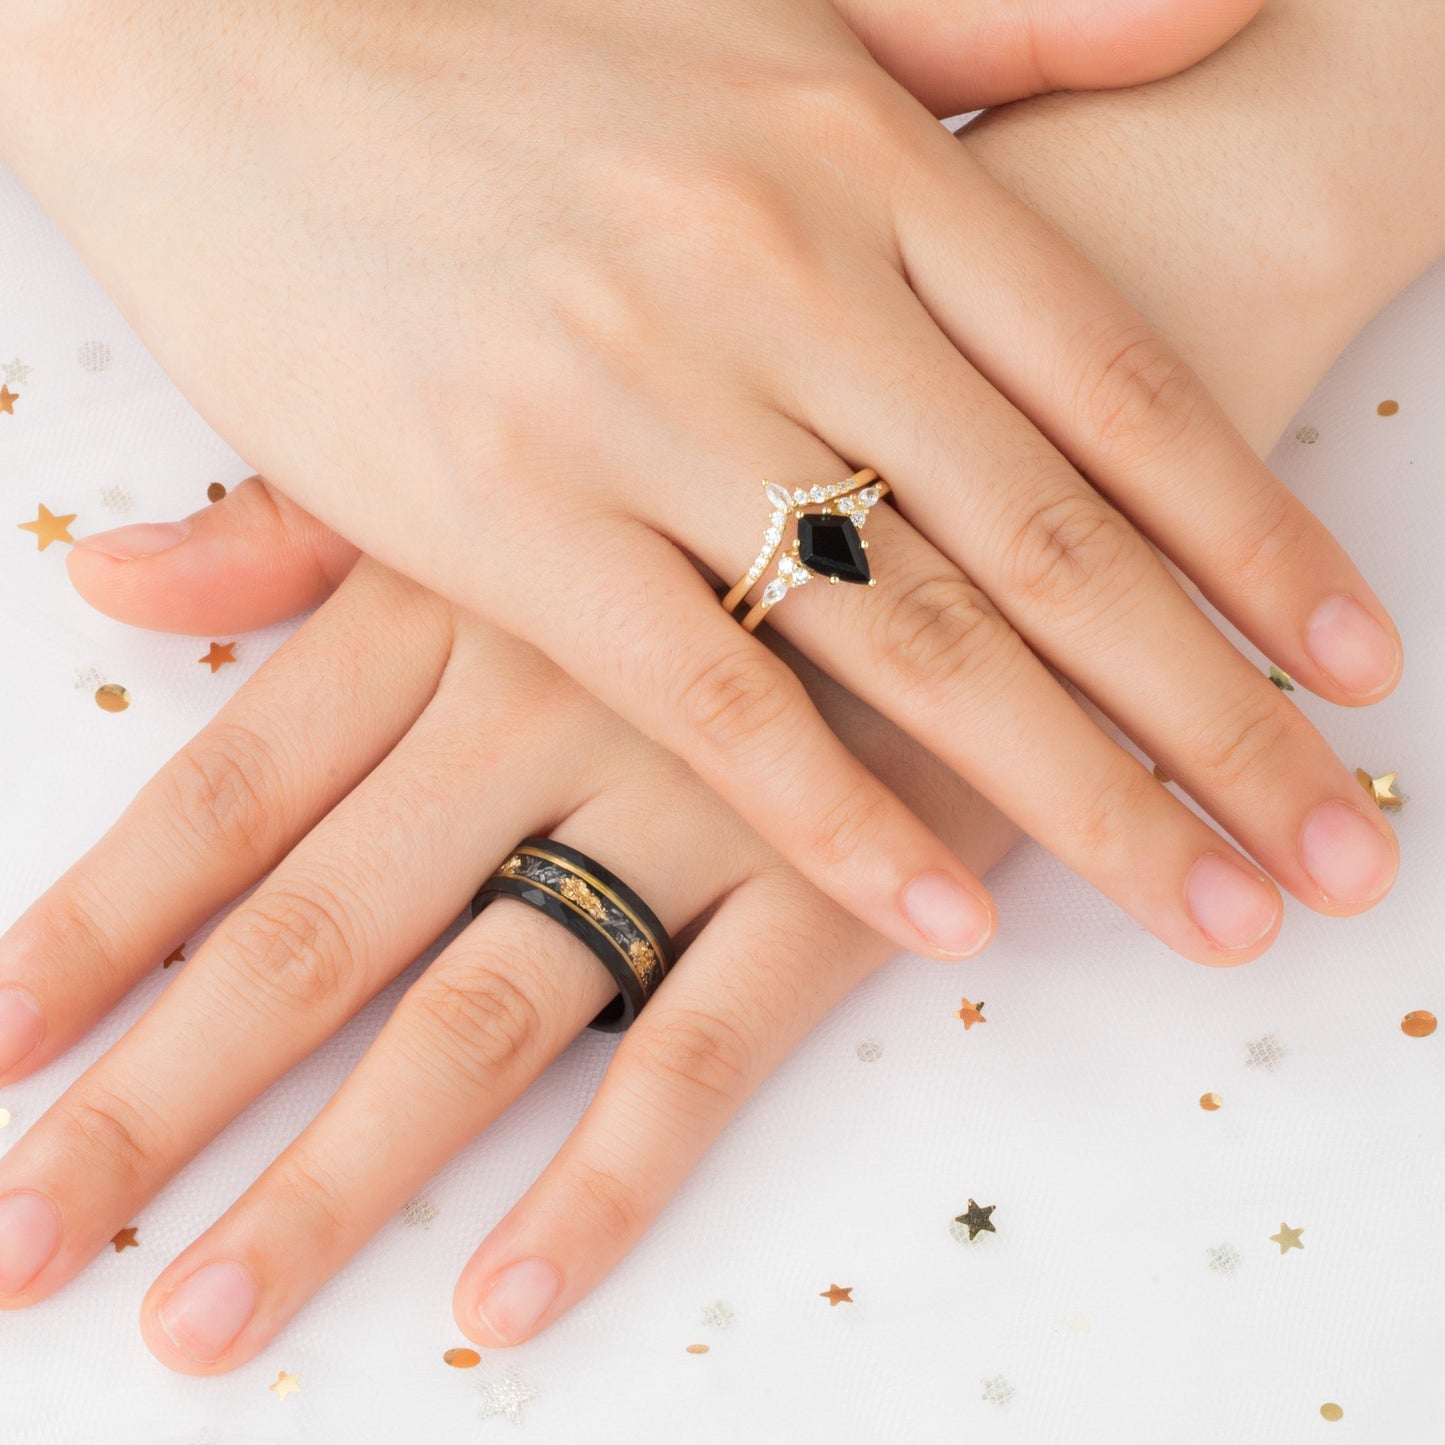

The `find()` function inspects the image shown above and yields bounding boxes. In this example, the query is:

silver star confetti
[477,1370,538,1424]
[1206,1242,1241,1276]
[701,1301,735,1329]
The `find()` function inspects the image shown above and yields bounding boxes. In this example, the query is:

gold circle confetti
[94,683,131,713]
[443,1347,481,1369]
[207,482,228,503]
[1153,762,1173,784]
[1295,425,1319,444]
[0,1107,11,1128]
[1377,399,1399,416]
[1200,1092,1223,1111]
[1320,1402,1344,1422]
[1402,1010,1437,1039]
[686,1344,710,1355]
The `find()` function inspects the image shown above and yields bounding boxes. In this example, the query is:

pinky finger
[457,871,888,1347]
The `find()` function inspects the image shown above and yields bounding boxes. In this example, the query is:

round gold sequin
[1320,1403,1344,1422]
[0,1107,11,1128]
[1377,399,1399,416]
[1200,1092,1222,1111]
[686,1344,710,1355]
[443,1348,481,1368]
[1401,1010,1437,1038]
[94,683,131,713]
[1295,425,1319,444]
[207,482,228,503]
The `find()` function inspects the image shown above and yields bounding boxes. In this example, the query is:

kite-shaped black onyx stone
[797,513,869,584]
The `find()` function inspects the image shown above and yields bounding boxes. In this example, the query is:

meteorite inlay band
[470,838,677,1033]
[721,467,889,634]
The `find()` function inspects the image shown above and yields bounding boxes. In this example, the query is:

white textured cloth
[1,155,1443,1445]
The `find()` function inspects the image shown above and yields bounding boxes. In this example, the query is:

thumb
[68,476,360,636]
[837,0,1266,115]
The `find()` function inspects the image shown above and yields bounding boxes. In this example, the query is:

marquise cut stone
[761,579,788,607]
[796,514,869,584]
[765,482,794,512]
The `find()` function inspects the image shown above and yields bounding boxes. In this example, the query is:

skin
[0,0,1441,1371]
[0,0,1404,963]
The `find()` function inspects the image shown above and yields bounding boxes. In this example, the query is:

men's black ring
[470,838,676,1033]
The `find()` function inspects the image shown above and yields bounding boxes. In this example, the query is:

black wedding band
[470,838,677,1033]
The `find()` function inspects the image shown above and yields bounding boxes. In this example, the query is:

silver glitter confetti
[77,339,113,373]
[99,485,135,515]
[1294,424,1319,445]
[981,1376,1014,1407]
[855,1039,883,1063]
[400,1195,438,1228]
[1206,1242,1241,1276]
[1244,1034,1286,1072]
[701,1301,735,1330]
[74,666,104,691]
[477,1370,538,1424]
[2,357,30,387]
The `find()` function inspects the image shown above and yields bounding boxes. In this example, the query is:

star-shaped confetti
[954,997,986,1030]
[955,1199,996,1241]
[268,1370,301,1401]
[110,1226,139,1252]
[701,1301,734,1329]
[1270,1223,1304,1253]
[1268,665,1295,692]
[199,641,237,673]
[476,1370,537,1423]
[819,1283,853,1307]
[163,947,185,969]
[17,503,77,551]
[1356,768,1402,809]
[2,358,29,387]
[0,384,16,415]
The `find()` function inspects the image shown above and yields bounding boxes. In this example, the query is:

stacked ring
[722,466,890,632]
[470,838,677,1033]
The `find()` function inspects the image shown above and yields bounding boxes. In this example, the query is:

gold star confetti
[476,1370,537,1423]
[199,641,237,673]
[955,1199,996,1241]
[268,1370,301,1401]
[1152,762,1173,784]
[94,684,131,714]
[1270,1223,1304,1253]
[1268,665,1295,692]
[110,1227,139,1252]
[1356,768,1402,809]
[954,998,986,1030]
[1377,399,1399,416]
[17,503,77,551]
[819,1283,853,1306]
[686,1343,710,1355]
[700,1301,734,1329]
[1402,1010,1437,1038]
[1200,1092,1223,1111]
[1321,1403,1344,1422]
[2,358,29,386]
[207,482,228,503]
[444,1348,481,1369]
[163,946,185,969]
[0,384,16,415]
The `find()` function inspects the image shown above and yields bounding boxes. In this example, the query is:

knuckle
[271,1153,351,1242]
[1075,322,1198,456]
[565,1157,643,1243]
[151,723,282,865]
[631,1007,753,1111]
[804,781,893,873]
[1220,489,1300,590]
[676,647,794,757]
[878,573,1010,696]
[221,881,360,1018]
[1062,764,1158,858]
[1002,488,1143,613]
[62,1085,158,1183]
[404,960,543,1091]
[1191,698,1297,793]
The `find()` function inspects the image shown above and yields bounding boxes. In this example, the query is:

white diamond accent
[809,485,827,503]
[765,527,781,545]
[838,497,855,513]
[761,579,788,608]
[793,489,808,504]
[765,482,793,511]
[857,485,881,507]
[852,508,868,527]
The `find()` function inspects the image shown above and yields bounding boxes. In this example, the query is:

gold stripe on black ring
[470,838,677,1034]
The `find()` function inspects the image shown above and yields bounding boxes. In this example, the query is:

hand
[0,548,1017,1369]
[4,0,1398,965]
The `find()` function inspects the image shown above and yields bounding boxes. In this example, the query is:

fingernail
[1305,593,1401,696]
[157,1260,257,1362]
[0,1191,62,1294]
[73,520,191,561]
[1299,800,1398,905]
[1185,854,1280,951]
[476,1257,563,1343]
[0,987,43,1079]
[901,872,993,957]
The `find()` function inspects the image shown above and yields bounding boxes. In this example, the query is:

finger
[516,514,998,962]
[892,136,1402,705]
[134,775,755,1371]
[455,868,881,1346]
[0,564,447,1088]
[833,0,1265,115]
[69,476,359,635]
[0,640,587,1307]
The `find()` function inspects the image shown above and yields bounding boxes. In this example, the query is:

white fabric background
[1,150,1442,1444]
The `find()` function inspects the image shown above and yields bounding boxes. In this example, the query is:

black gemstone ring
[470,838,677,1033]
[720,467,889,633]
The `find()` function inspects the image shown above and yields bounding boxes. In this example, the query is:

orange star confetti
[199,642,237,673]
[954,997,986,1030]
[162,946,185,969]
[110,1227,139,1252]
[268,1370,301,1400]
[819,1283,853,1307]
[0,384,16,414]
[17,504,77,551]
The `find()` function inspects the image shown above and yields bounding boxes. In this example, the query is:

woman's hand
[0,549,1018,1368]
[1,0,1399,965]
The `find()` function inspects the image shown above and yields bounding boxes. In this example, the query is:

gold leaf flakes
[444,1348,481,1369]
[1377,399,1399,416]
[94,683,131,713]
[1321,1403,1344,1422]
[560,876,607,920]
[1402,1010,1437,1038]
[1200,1092,1223,1111]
